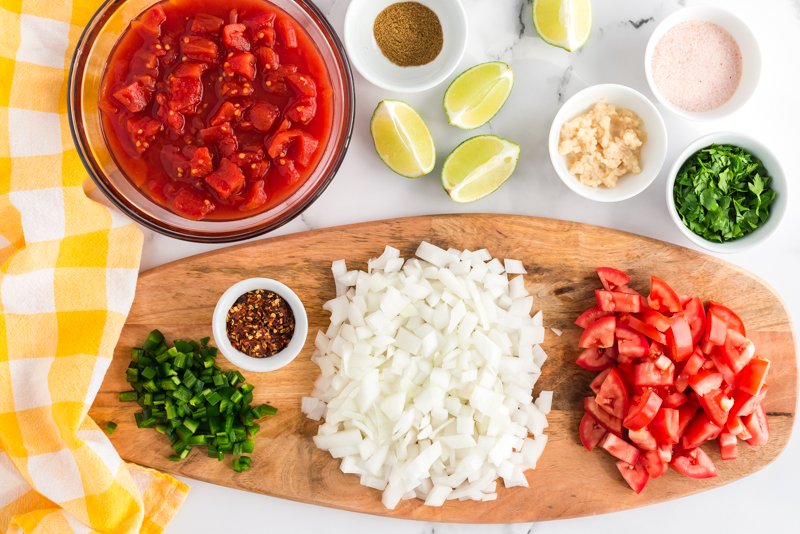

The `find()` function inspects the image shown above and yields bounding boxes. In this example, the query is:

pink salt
[652,21,742,112]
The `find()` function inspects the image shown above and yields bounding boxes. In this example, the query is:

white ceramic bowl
[343,0,467,93]
[666,132,788,253]
[644,6,761,121]
[212,278,308,372]
[548,84,668,202]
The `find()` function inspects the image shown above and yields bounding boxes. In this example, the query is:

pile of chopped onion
[302,242,552,509]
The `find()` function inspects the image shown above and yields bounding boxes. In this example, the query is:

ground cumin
[373,2,443,67]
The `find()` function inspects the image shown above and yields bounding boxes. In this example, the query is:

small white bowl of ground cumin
[644,6,761,120]
[212,278,308,372]
[344,0,468,92]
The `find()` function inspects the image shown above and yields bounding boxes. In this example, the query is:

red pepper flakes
[226,289,295,358]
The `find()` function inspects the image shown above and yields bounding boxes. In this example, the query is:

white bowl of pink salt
[645,6,761,120]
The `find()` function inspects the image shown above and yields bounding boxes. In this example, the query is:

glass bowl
[68,0,354,243]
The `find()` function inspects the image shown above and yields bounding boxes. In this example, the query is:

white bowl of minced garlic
[548,84,668,203]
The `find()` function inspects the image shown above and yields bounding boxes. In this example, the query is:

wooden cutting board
[90,214,797,523]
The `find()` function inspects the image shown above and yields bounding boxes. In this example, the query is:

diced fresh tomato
[575,306,612,328]
[676,350,704,392]
[589,368,611,395]
[224,52,256,80]
[707,301,746,336]
[596,267,631,291]
[584,397,623,435]
[624,389,662,431]
[601,433,640,465]
[639,309,672,332]
[182,35,220,63]
[737,357,770,396]
[596,368,629,419]
[698,388,732,427]
[648,276,682,314]
[576,347,613,371]
[615,324,648,359]
[641,450,667,478]
[204,158,245,199]
[708,347,737,386]
[742,402,769,446]
[677,401,699,436]
[661,390,688,408]
[682,297,706,345]
[688,370,723,396]
[578,316,616,349]
[649,407,679,445]
[190,13,224,34]
[726,415,746,437]
[579,412,607,451]
[722,328,755,374]
[222,23,251,51]
[719,432,738,460]
[628,426,658,451]
[666,315,694,361]
[572,269,770,493]
[616,459,649,494]
[277,19,298,48]
[671,448,717,479]
[634,361,674,387]
[704,310,728,346]
[730,385,768,419]
[286,95,317,123]
[112,81,150,112]
[620,314,666,344]
[596,290,642,313]
[682,411,722,449]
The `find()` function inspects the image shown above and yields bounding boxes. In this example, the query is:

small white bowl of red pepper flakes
[212,278,308,372]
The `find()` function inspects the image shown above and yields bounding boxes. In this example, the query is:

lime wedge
[442,135,520,203]
[443,62,514,130]
[533,0,592,52]
[370,100,435,178]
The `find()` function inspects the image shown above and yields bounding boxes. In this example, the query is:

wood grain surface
[89,214,797,523]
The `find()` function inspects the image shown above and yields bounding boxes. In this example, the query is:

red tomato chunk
[574,267,772,493]
[100,0,332,220]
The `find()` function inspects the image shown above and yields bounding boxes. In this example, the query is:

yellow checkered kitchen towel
[0,0,189,532]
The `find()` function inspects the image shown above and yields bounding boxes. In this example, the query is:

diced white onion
[307,243,553,509]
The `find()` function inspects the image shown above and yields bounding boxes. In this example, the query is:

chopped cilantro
[673,144,776,243]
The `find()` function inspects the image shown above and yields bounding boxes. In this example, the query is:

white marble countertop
[129,0,800,531]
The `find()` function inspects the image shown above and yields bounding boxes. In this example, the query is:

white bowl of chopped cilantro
[666,132,787,253]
